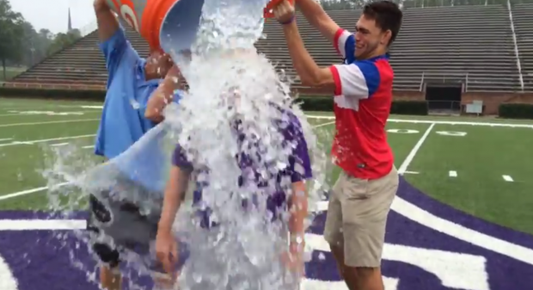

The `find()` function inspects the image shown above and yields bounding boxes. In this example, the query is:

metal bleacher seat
[9,6,524,93]
[11,23,150,87]
[391,5,519,92]
[259,6,520,92]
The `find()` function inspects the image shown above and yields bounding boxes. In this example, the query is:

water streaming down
[41,0,331,289]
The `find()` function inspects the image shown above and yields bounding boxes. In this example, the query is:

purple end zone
[1,177,533,289]
[396,177,533,249]
[308,177,533,290]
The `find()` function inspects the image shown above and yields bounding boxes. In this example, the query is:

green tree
[0,0,25,80]
[47,29,82,55]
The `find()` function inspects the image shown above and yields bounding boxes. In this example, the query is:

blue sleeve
[99,25,139,81]
[355,61,380,98]
[344,34,356,64]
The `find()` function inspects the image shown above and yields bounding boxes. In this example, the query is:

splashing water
[41,0,331,289]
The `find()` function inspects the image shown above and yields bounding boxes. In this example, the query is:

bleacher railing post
[507,0,525,92]
[419,72,425,92]
[465,72,468,92]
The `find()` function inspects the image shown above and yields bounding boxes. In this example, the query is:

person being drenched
[154,87,313,288]
[89,0,185,289]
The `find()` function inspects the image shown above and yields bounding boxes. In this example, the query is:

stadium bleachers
[7,5,526,93]
[11,25,149,86]
[393,5,519,92]
[512,3,533,92]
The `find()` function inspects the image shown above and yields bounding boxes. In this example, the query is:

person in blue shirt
[88,0,185,289]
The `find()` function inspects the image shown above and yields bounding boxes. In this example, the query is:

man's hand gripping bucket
[105,0,295,55]
[264,0,295,18]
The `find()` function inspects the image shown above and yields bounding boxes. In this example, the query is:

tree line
[0,0,81,80]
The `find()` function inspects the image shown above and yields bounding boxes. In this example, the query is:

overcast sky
[10,0,96,34]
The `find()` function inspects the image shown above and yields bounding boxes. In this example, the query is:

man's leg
[99,262,122,290]
[339,167,399,290]
[88,194,123,290]
[324,172,354,288]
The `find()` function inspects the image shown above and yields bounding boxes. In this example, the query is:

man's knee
[353,267,383,290]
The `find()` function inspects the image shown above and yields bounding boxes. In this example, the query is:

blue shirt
[94,26,178,159]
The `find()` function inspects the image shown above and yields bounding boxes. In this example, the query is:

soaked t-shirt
[172,109,312,227]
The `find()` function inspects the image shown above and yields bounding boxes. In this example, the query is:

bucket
[263,0,294,18]
[105,0,293,54]
[105,0,205,54]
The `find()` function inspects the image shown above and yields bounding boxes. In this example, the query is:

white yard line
[51,142,69,147]
[313,121,335,128]
[79,105,103,109]
[502,175,514,182]
[397,123,435,175]
[306,115,533,128]
[449,171,457,177]
[390,197,533,265]
[0,111,101,117]
[0,121,331,202]
[0,134,95,148]
[0,119,99,128]
[0,182,69,201]
[0,138,12,142]
[0,219,86,230]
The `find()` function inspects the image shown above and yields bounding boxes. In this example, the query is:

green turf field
[0,97,532,235]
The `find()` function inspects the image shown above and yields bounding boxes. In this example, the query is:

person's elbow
[145,108,164,123]
[299,68,335,89]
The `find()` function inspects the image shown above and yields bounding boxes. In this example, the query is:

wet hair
[363,0,403,45]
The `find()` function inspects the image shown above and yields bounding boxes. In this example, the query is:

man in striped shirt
[273,1,403,289]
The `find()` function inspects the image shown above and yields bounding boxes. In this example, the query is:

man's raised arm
[296,0,354,60]
[94,0,138,78]
[145,65,186,122]
[296,0,339,43]
[93,0,119,42]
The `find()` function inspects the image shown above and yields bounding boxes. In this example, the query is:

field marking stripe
[305,115,533,128]
[397,123,435,174]
[0,111,101,117]
[0,118,99,128]
[0,219,86,230]
[0,119,329,201]
[0,134,95,148]
[0,182,69,201]
[313,121,335,128]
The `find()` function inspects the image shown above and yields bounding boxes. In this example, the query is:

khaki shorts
[323,166,399,268]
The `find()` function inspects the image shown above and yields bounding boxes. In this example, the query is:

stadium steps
[9,23,150,88]
[394,5,519,92]
[6,6,523,93]
[511,3,533,92]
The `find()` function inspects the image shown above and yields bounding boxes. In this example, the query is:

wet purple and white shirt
[172,108,312,227]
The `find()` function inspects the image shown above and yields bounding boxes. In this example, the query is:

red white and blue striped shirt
[328,28,394,180]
